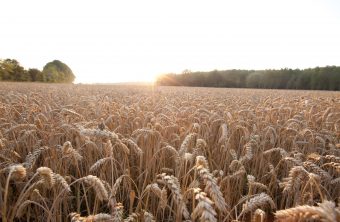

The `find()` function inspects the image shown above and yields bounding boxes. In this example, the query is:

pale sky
[1,0,340,83]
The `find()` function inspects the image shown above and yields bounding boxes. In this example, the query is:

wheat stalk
[238,193,275,219]
[191,188,217,222]
[195,156,228,213]
[275,201,339,222]
[83,175,109,201]
[157,173,190,219]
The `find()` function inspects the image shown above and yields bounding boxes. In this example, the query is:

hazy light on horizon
[1,0,340,83]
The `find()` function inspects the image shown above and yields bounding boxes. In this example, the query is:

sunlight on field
[0,82,339,221]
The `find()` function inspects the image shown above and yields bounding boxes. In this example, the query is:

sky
[1,0,340,83]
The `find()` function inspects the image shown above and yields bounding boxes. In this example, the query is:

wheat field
[0,82,339,222]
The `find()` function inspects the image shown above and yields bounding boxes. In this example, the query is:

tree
[42,60,75,83]
[246,71,265,88]
[156,67,340,91]
[28,68,42,82]
[0,59,28,81]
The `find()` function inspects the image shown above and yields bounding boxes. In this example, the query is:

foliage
[28,68,43,82]
[156,67,340,90]
[42,60,75,83]
[0,58,75,83]
[0,59,28,81]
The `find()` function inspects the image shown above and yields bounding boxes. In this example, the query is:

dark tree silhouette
[156,66,340,91]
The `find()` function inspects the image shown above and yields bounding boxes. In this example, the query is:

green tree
[42,60,75,83]
[1,59,15,80]
[28,68,42,82]
[0,59,28,81]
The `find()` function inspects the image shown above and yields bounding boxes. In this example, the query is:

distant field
[1,82,339,221]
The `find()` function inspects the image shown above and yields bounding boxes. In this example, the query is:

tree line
[0,59,75,83]
[156,66,340,90]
